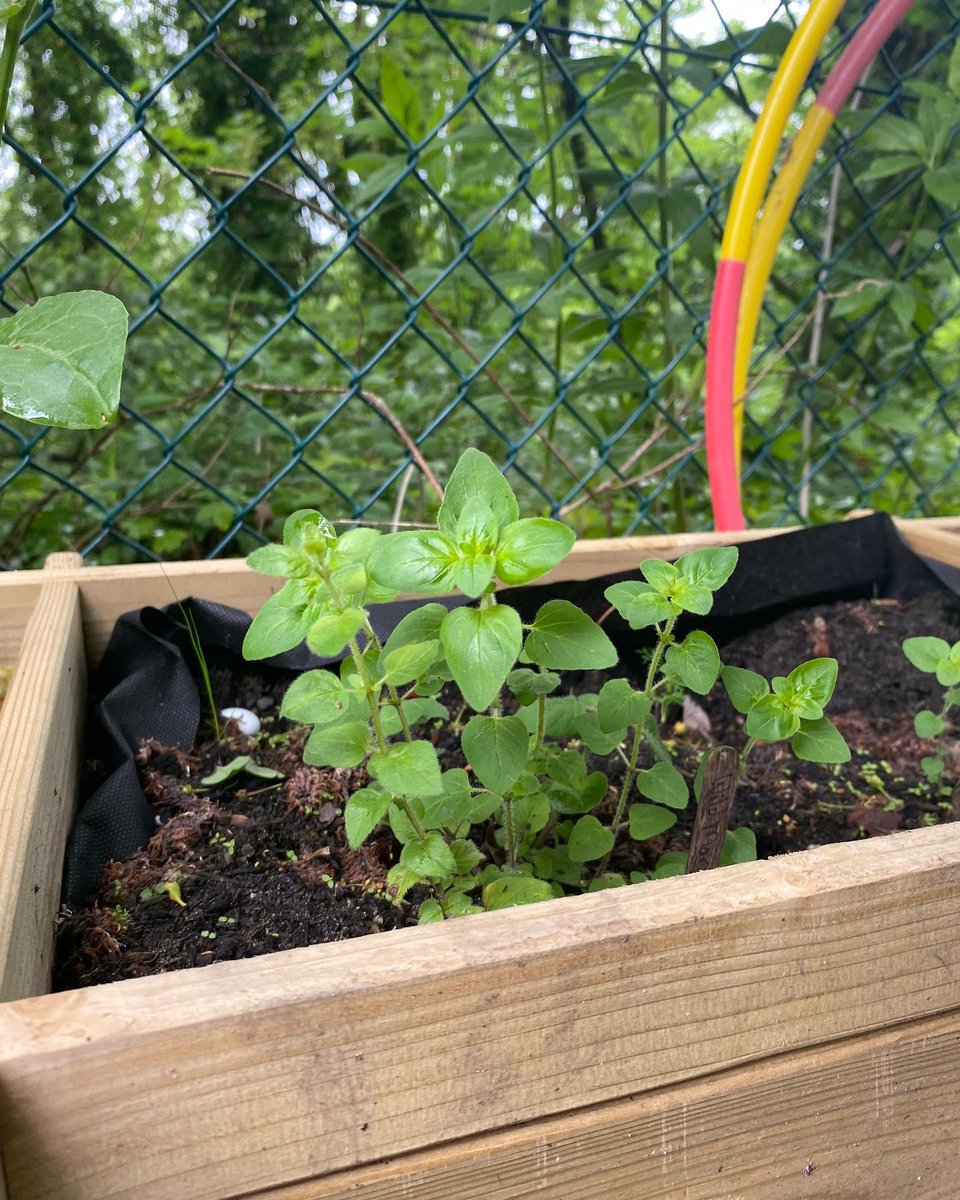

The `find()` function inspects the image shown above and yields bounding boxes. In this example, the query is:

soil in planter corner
[55,590,960,989]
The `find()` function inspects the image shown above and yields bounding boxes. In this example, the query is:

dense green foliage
[240,447,849,917]
[1,0,959,566]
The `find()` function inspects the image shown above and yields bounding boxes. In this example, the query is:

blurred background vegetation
[1,0,959,566]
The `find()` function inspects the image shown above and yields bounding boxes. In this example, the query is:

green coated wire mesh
[1,0,958,567]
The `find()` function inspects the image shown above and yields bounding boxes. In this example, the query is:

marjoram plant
[903,635,960,780]
[242,449,850,920]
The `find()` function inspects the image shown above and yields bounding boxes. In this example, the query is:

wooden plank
[895,519,960,565]
[3,822,960,1200]
[0,555,86,1002]
[254,1007,960,1200]
[0,581,41,668]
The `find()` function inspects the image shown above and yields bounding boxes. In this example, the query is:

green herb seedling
[902,635,960,779]
[138,880,186,907]
[200,756,285,787]
[242,449,770,921]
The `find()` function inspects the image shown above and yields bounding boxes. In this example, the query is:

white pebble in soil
[220,707,261,736]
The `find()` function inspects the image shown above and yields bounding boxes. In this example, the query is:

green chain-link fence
[1,0,959,567]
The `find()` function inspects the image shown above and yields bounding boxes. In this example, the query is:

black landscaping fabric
[63,513,960,906]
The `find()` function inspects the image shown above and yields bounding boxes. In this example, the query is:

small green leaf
[721,665,769,715]
[245,762,286,781]
[307,609,366,656]
[441,603,522,712]
[636,762,688,809]
[417,899,444,924]
[383,603,449,658]
[303,721,371,768]
[674,546,739,592]
[915,710,946,739]
[596,678,651,733]
[246,544,299,577]
[652,850,687,879]
[505,668,561,704]
[243,587,310,659]
[663,630,721,695]
[400,831,458,879]
[282,671,360,725]
[786,658,838,711]
[511,791,551,833]
[495,518,575,584]
[379,54,422,139]
[0,291,129,429]
[462,714,529,795]
[745,695,800,742]
[438,449,519,539]
[201,756,252,786]
[522,600,618,670]
[368,741,442,796]
[345,787,391,848]
[567,814,615,862]
[936,654,960,687]
[604,581,678,629]
[790,717,851,764]
[639,558,678,594]
[719,828,757,866]
[482,874,554,910]
[369,530,459,594]
[382,639,441,684]
[588,873,626,892]
[628,804,677,840]
[922,755,945,780]
[449,838,484,874]
[903,636,950,674]
[386,864,421,902]
[576,710,624,755]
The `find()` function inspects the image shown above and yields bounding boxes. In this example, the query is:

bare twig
[240,380,444,501]
[391,463,417,531]
[203,166,600,503]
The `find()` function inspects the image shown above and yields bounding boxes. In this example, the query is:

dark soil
[56,591,960,989]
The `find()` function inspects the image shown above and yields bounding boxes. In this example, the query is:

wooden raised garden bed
[3,518,960,1200]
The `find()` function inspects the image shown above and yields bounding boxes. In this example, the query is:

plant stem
[535,693,546,752]
[595,617,677,876]
[362,614,413,741]
[502,796,518,870]
[0,2,35,139]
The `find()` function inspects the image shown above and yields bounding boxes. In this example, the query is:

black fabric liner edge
[63,513,960,906]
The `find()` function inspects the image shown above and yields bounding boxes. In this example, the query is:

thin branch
[240,380,445,501]
[203,166,600,503]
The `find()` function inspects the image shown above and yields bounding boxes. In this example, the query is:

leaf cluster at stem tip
[239,449,850,922]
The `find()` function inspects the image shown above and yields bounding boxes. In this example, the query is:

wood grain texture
[0,556,85,1002]
[3,822,960,1200]
[253,1008,960,1200]
[686,746,739,874]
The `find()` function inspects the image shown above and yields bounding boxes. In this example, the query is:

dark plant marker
[686,746,740,874]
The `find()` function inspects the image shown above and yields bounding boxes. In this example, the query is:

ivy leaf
[522,600,617,670]
[721,665,769,715]
[663,630,721,694]
[482,875,554,910]
[303,721,371,768]
[628,803,677,840]
[344,787,391,848]
[440,603,522,711]
[495,518,575,584]
[596,678,651,732]
[636,762,688,809]
[462,714,529,795]
[745,695,799,742]
[400,831,458,879]
[437,448,519,538]
[368,741,442,796]
[567,814,615,863]
[790,717,851,764]
[0,291,128,429]
[307,608,366,657]
[604,580,678,629]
